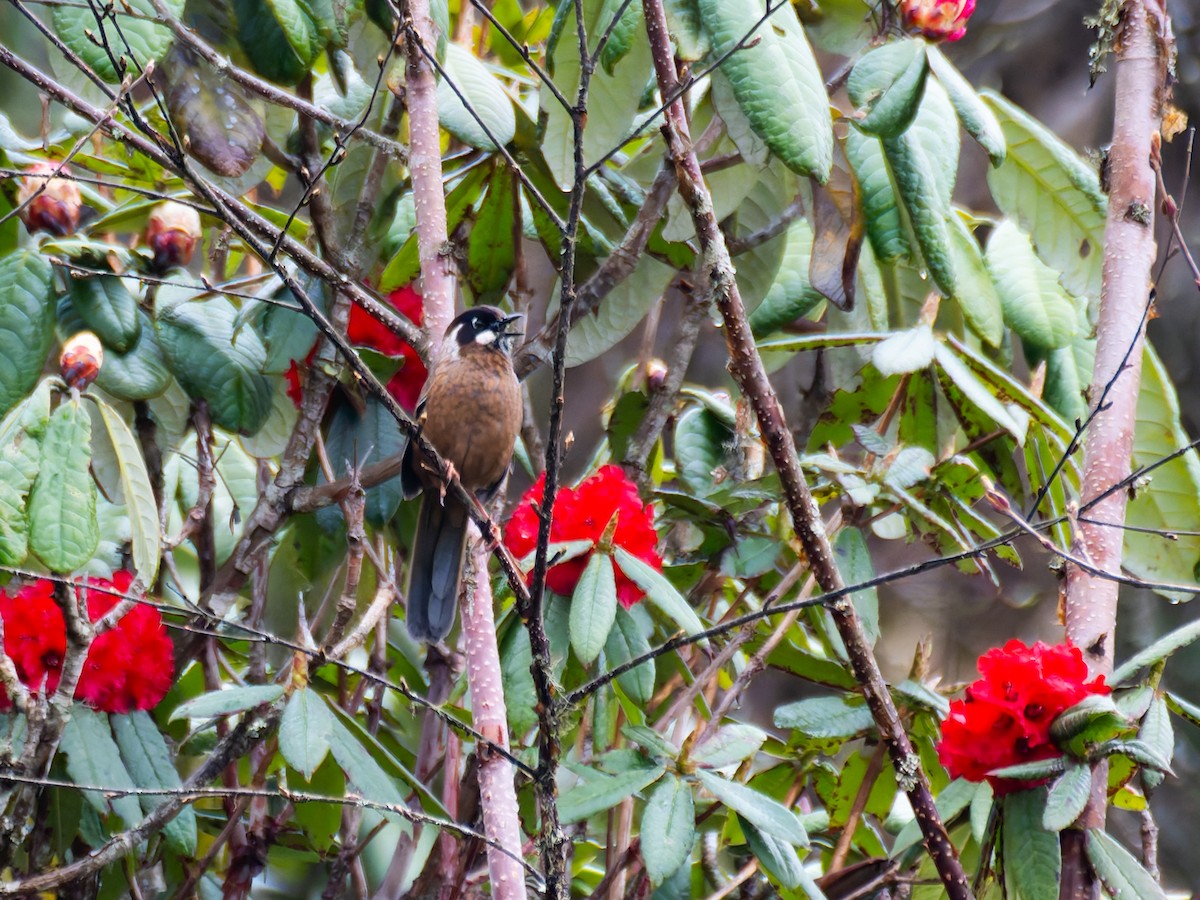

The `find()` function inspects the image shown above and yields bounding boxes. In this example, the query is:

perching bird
[400,306,524,642]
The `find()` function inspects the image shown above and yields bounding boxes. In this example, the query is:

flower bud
[644,358,668,391]
[60,331,104,390]
[899,0,975,42]
[17,162,82,236]
[145,201,201,270]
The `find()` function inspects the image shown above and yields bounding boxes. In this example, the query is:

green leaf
[541,0,654,188]
[983,91,1106,301]
[169,684,285,721]
[1086,828,1169,900]
[933,342,1025,441]
[604,605,655,704]
[111,711,197,856]
[233,0,322,85]
[1138,697,1174,772]
[985,220,1078,354]
[0,381,50,566]
[612,547,705,638]
[597,0,644,73]
[1049,694,1131,752]
[773,695,875,739]
[558,764,664,824]
[740,817,808,890]
[926,47,1005,166]
[53,0,185,83]
[1042,762,1091,832]
[891,777,976,858]
[691,723,767,769]
[68,275,141,353]
[622,723,680,760]
[466,167,516,303]
[748,219,825,336]
[846,129,908,262]
[1125,345,1200,599]
[1114,620,1200,686]
[697,0,832,180]
[569,552,618,666]
[640,774,695,886]
[562,257,675,366]
[94,311,172,401]
[695,769,808,847]
[848,39,928,138]
[280,688,334,780]
[437,42,517,150]
[832,528,879,648]
[1002,788,1060,900]
[0,250,56,416]
[318,396,405,528]
[89,397,160,585]
[674,405,734,496]
[155,295,273,435]
[945,212,1004,347]
[881,139,954,296]
[61,707,143,829]
[29,398,98,573]
[988,757,1067,781]
[327,708,410,823]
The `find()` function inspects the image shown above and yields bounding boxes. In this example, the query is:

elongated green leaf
[280,688,334,780]
[1003,789,1060,900]
[570,552,618,666]
[95,311,172,401]
[774,695,875,738]
[846,129,908,262]
[169,684,285,721]
[891,777,977,857]
[696,769,808,847]
[613,547,705,638]
[691,723,766,769]
[604,606,655,704]
[986,220,1078,354]
[1125,346,1200,599]
[318,396,405,528]
[90,397,160,585]
[328,709,410,824]
[989,757,1067,781]
[68,275,141,353]
[641,775,695,886]
[872,324,935,376]
[438,42,517,151]
[61,707,143,829]
[233,0,322,85]
[466,167,516,302]
[832,528,879,648]
[563,257,675,366]
[0,381,50,565]
[53,0,185,83]
[156,295,272,435]
[697,0,832,179]
[559,765,663,823]
[1042,762,1091,832]
[926,47,1005,166]
[1086,828,1169,900]
[741,817,810,891]
[945,212,1004,347]
[29,398,98,573]
[748,219,825,336]
[1114,619,1200,685]
[983,91,1106,301]
[111,711,197,855]
[675,405,734,496]
[597,0,644,73]
[934,343,1025,441]
[848,39,928,138]
[0,251,55,416]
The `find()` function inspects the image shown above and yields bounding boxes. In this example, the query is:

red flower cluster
[503,465,662,609]
[899,0,975,41]
[0,572,174,714]
[936,640,1110,794]
[286,285,428,412]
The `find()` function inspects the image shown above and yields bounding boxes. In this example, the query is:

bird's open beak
[501,312,525,337]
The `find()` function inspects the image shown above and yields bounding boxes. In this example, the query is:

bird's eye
[471,316,480,329]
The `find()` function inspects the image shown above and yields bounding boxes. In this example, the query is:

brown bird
[400,306,524,642]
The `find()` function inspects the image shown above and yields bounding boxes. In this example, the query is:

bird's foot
[438,460,460,504]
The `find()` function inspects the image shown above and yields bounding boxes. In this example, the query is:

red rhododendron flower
[0,580,66,706]
[503,465,662,609]
[899,0,975,41]
[287,284,427,413]
[0,573,174,713]
[936,640,1110,795]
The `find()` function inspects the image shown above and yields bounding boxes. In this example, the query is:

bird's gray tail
[406,494,469,641]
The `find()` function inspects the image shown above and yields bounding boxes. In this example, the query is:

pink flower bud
[60,331,104,390]
[899,0,976,42]
[17,162,82,236]
[145,201,201,269]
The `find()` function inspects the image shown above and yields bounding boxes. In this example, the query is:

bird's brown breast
[418,346,521,491]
